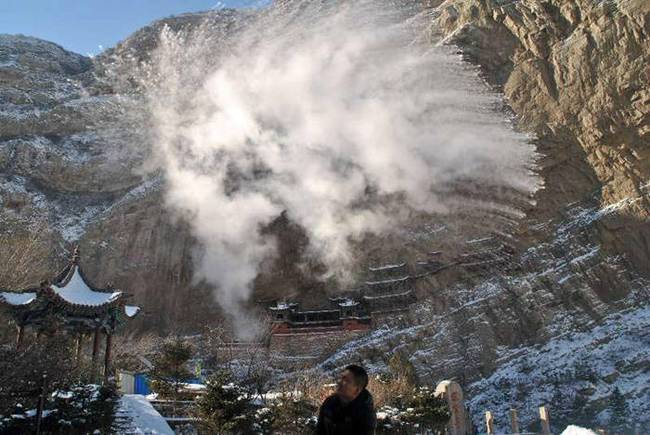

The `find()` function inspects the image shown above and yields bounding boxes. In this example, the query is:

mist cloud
[136,1,538,335]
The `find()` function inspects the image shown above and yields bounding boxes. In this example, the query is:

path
[114,394,174,435]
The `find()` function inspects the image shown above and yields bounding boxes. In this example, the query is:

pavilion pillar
[75,333,83,362]
[91,328,101,379]
[15,324,25,350]
[103,333,113,382]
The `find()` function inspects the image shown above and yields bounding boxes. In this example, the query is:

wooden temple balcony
[269,300,371,334]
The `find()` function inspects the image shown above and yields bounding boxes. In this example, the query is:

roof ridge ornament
[71,245,80,264]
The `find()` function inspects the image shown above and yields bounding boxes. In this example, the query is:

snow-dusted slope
[0,33,201,329]
[0,35,150,238]
[318,191,650,431]
[469,305,649,432]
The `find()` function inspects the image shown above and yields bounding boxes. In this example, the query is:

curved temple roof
[365,275,411,286]
[0,248,140,323]
[125,305,140,318]
[368,262,407,272]
[51,265,122,307]
[269,301,298,311]
[0,291,37,306]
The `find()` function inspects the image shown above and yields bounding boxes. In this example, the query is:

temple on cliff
[455,237,517,273]
[360,262,417,314]
[268,261,429,334]
[269,299,371,334]
[0,247,140,379]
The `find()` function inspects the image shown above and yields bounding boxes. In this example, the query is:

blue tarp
[133,374,204,396]
[134,373,150,395]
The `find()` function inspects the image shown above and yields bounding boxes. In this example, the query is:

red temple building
[269,299,371,334]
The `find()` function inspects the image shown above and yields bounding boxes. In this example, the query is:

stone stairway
[112,394,174,435]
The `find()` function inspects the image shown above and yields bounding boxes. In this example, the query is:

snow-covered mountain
[0,0,648,431]
[317,1,649,429]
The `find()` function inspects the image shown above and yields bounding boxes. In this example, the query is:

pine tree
[608,386,629,431]
[149,337,194,400]
[571,392,597,427]
[574,361,597,383]
[196,370,251,433]
[549,375,565,409]
[551,383,568,430]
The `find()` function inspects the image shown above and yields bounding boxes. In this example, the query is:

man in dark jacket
[316,364,376,435]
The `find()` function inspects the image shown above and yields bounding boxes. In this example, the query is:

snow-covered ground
[561,426,597,435]
[467,305,650,431]
[115,395,173,435]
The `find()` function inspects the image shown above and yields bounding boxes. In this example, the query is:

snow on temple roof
[269,302,298,311]
[365,275,410,286]
[362,290,412,300]
[0,291,37,306]
[465,237,493,245]
[125,305,140,318]
[368,262,406,272]
[338,299,359,307]
[51,265,122,307]
[1,247,141,331]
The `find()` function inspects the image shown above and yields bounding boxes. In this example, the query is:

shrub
[0,382,118,434]
[375,386,449,434]
[195,370,252,434]
[256,395,318,434]
[149,337,195,400]
[0,335,92,413]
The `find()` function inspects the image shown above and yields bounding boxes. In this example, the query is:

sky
[0,0,271,56]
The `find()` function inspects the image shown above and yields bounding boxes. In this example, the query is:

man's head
[336,364,369,402]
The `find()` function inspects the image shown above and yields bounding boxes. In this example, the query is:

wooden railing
[483,406,643,435]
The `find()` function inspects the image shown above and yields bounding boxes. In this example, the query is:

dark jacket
[316,389,376,435]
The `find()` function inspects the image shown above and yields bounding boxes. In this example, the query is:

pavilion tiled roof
[124,305,140,318]
[0,291,37,307]
[0,247,140,319]
[49,262,122,309]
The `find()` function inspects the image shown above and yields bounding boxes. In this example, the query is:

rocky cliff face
[431,0,649,270]
[319,0,650,429]
[328,0,650,429]
[0,33,206,331]
[435,1,649,428]
[0,0,649,429]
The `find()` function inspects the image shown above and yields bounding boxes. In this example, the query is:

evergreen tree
[149,337,194,400]
[570,392,597,428]
[196,370,252,434]
[608,386,629,432]
[551,384,563,407]
[403,386,451,431]
[574,361,597,383]
[550,382,568,431]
